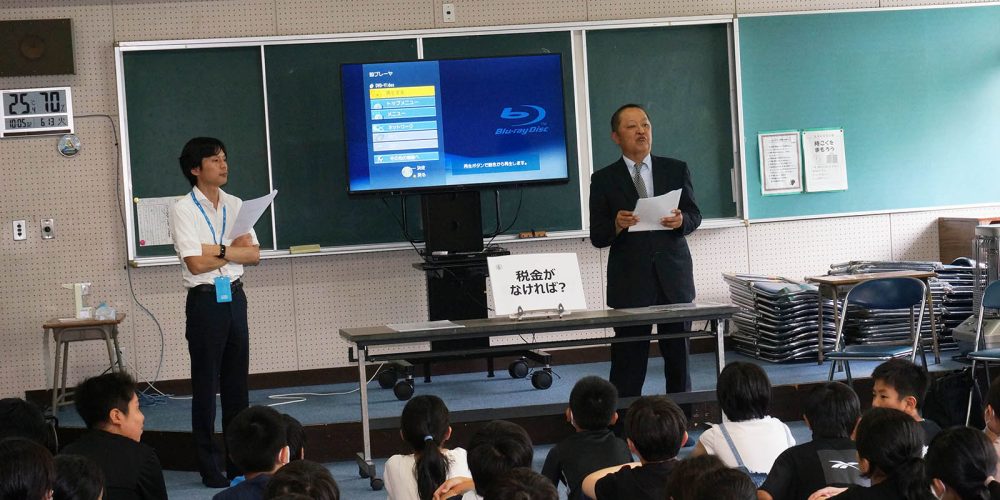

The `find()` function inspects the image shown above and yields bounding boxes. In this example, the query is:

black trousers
[609,322,691,398]
[185,285,249,480]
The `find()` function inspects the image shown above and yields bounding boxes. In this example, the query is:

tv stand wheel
[377,367,398,389]
[508,359,529,379]
[393,380,415,401]
[531,369,553,390]
[370,477,384,490]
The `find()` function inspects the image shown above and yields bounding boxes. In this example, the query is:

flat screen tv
[341,53,569,194]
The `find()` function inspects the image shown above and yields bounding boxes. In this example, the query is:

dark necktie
[633,162,648,198]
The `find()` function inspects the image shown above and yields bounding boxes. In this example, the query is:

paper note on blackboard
[803,129,848,192]
[136,196,180,246]
[758,131,803,195]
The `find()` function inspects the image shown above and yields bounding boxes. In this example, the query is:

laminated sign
[487,253,587,317]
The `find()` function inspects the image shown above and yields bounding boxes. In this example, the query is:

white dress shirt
[169,186,259,288]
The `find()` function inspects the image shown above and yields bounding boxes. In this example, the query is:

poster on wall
[758,131,803,195]
[803,128,848,192]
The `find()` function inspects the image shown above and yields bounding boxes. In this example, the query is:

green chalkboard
[123,47,274,257]
[740,5,1000,219]
[586,24,737,219]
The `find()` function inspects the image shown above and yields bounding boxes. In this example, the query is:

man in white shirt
[169,137,260,488]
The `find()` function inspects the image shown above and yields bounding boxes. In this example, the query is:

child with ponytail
[384,395,472,500]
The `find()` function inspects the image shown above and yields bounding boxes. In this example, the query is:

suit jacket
[60,430,168,500]
[589,155,701,308]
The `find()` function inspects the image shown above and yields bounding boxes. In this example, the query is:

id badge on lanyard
[191,191,232,303]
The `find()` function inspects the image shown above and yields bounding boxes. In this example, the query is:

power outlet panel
[442,3,456,23]
[12,220,26,241]
[40,218,54,239]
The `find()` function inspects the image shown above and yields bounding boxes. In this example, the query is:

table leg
[927,284,941,364]
[355,346,382,490]
[817,285,826,364]
[51,337,62,417]
[714,319,726,374]
[103,327,118,373]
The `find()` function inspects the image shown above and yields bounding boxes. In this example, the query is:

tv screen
[341,53,569,194]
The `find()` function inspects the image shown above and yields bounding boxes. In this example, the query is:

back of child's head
[226,406,288,474]
[483,467,558,500]
[803,382,861,439]
[987,374,1000,416]
[624,395,686,462]
[569,376,618,430]
[264,460,339,500]
[467,420,533,496]
[691,467,756,500]
[53,454,104,500]
[925,426,996,500]
[854,407,925,499]
[73,371,137,430]
[666,454,727,500]
[0,398,56,454]
[400,395,451,500]
[872,358,930,410]
[716,361,771,422]
[282,413,306,461]
[0,437,55,500]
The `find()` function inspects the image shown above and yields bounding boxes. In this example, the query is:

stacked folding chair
[724,273,837,362]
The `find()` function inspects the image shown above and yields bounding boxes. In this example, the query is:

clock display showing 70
[4,90,66,116]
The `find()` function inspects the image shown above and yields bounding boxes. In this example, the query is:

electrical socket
[442,3,456,23]
[40,218,54,239]
[12,220,26,241]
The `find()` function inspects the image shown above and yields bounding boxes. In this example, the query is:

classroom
[2,0,1000,497]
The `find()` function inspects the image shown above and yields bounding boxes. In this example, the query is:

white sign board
[487,253,587,317]
[803,128,848,192]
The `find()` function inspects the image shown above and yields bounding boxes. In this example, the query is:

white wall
[1,0,997,398]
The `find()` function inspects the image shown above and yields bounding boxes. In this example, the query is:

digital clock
[1,87,73,138]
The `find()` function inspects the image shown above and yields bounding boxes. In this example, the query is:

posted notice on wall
[135,196,181,246]
[802,128,848,192]
[487,253,587,317]
[758,131,803,195]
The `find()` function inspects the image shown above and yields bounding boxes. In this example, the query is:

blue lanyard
[190,191,226,245]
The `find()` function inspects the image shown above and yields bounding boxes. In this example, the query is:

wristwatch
[217,244,227,260]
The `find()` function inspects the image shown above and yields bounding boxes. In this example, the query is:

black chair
[966,280,1000,424]
[826,277,927,384]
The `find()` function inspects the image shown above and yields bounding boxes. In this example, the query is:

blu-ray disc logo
[500,105,546,126]
[497,105,550,136]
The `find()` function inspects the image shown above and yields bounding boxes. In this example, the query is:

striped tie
[633,162,648,198]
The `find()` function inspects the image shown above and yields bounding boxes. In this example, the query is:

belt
[189,279,243,294]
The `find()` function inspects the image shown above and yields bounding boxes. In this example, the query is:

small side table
[44,313,126,417]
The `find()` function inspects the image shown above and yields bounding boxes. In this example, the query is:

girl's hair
[854,407,927,500]
[716,361,772,421]
[925,426,996,500]
[400,395,451,500]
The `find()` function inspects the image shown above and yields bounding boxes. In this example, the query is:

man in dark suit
[589,103,702,398]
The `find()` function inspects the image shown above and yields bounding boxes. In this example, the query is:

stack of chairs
[827,260,967,351]
[724,273,837,362]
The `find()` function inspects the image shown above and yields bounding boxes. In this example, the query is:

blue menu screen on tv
[341,53,569,193]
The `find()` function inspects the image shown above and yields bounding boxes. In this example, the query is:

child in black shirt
[541,376,631,500]
[759,382,864,500]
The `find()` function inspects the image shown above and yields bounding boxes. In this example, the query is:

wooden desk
[44,314,126,417]
[339,301,737,490]
[806,271,938,364]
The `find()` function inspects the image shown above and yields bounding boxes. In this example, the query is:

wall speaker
[0,19,74,77]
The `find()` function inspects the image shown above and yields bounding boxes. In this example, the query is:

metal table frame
[339,301,738,490]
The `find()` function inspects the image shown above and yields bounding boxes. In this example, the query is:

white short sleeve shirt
[169,186,259,288]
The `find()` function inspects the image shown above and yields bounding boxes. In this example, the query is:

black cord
[75,113,169,400]
[485,187,524,250]
[380,196,425,260]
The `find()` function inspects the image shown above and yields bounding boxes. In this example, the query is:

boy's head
[0,398,56,453]
[717,361,771,422]
[282,414,306,461]
[692,467,757,500]
[467,420,533,496]
[73,372,144,441]
[666,454,727,500]
[567,376,618,431]
[54,454,104,500]
[624,395,687,462]
[265,460,339,500]
[226,406,289,474]
[483,467,557,500]
[871,358,930,418]
[803,382,861,439]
